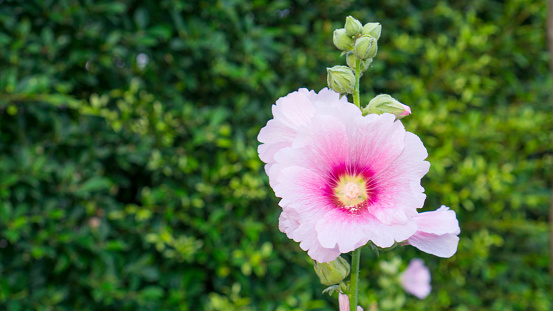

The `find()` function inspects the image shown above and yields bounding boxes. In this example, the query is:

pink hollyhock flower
[401,258,431,299]
[407,206,460,258]
[339,293,363,311]
[258,88,430,262]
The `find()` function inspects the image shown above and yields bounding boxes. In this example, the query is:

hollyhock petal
[258,119,296,145]
[301,87,350,107]
[315,215,369,252]
[401,258,431,299]
[272,166,328,214]
[272,91,316,129]
[408,232,460,258]
[366,220,418,248]
[293,114,350,171]
[257,89,317,166]
[348,113,406,172]
[258,140,291,164]
[279,210,341,262]
[412,206,460,235]
[407,206,460,257]
[315,210,417,254]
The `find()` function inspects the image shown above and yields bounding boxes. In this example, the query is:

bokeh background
[0,0,551,310]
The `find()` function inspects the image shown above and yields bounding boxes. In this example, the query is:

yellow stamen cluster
[333,175,368,211]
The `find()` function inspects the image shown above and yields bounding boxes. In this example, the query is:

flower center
[343,182,360,200]
[333,174,368,211]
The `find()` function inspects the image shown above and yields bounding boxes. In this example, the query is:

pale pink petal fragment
[401,258,431,299]
[407,206,460,258]
[339,293,363,311]
[339,293,349,311]
[408,233,460,258]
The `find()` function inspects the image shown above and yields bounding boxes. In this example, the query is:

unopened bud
[344,16,363,37]
[313,256,350,286]
[333,28,354,51]
[354,35,378,60]
[362,22,382,40]
[346,52,372,72]
[327,66,355,94]
[345,16,363,37]
[364,94,411,119]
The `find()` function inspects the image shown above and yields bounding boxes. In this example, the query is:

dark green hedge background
[0,0,551,310]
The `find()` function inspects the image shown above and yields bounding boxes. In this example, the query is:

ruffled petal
[412,206,460,235]
[272,91,316,129]
[407,206,460,257]
[407,232,460,258]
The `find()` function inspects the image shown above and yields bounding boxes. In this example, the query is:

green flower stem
[349,247,361,311]
[353,58,361,109]
[349,58,362,311]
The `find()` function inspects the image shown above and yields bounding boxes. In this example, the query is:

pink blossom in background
[258,88,430,262]
[339,293,363,311]
[401,258,431,299]
[407,206,460,258]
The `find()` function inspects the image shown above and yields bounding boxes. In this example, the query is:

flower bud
[364,94,411,119]
[345,16,363,37]
[362,22,382,40]
[313,256,350,286]
[327,66,355,94]
[354,35,378,60]
[333,28,354,51]
[346,52,372,72]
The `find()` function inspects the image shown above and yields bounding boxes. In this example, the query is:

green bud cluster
[328,16,382,95]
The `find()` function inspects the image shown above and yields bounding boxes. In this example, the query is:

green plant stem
[349,58,362,311]
[349,247,361,311]
[353,58,361,109]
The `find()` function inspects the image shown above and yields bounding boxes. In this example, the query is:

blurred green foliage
[0,0,551,310]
